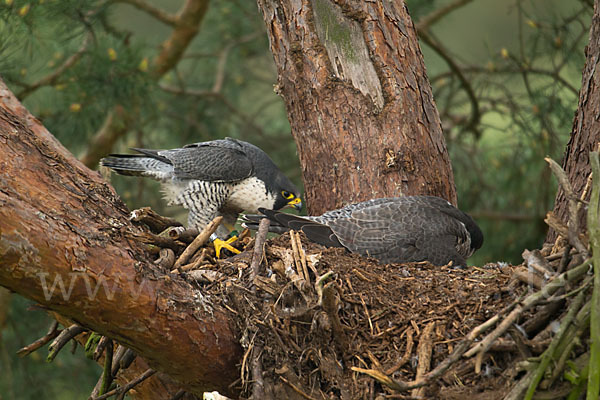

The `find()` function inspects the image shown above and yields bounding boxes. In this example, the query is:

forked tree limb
[0,78,241,397]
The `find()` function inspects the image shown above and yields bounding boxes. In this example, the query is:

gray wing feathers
[100,155,173,178]
[327,197,471,265]
[248,196,478,266]
[158,145,253,181]
[102,138,255,182]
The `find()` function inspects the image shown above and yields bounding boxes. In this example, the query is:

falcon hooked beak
[286,196,303,211]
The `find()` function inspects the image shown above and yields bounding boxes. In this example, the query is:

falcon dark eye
[282,191,294,199]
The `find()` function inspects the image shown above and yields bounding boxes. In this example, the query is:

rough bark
[547,0,600,243]
[257,0,456,214]
[0,78,241,397]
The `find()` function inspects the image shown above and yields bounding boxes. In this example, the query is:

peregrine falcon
[243,196,483,267]
[100,138,302,256]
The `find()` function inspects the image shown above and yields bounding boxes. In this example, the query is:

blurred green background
[0,0,591,398]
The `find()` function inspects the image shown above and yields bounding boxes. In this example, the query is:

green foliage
[0,295,100,400]
[405,0,439,20]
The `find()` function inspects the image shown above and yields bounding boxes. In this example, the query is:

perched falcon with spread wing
[100,138,302,256]
[243,196,483,267]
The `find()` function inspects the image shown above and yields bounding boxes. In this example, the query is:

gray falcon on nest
[243,196,483,267]
[100,138,302,256]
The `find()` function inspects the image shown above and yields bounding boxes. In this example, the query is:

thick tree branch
[0,78,241,397]
[152,0,210,78]
[79,106,132,168]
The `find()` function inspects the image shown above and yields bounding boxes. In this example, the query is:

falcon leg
[210,233,241,258]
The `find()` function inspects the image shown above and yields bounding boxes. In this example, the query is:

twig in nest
[88,338,115,398]
[545,157,589,258]
[94,335,109,361]
[250,344,266,400]
[129,207,182,232]
[17,320,60,357]
[131,231,184,252]
[322,282,348,355]
[464,259,591,370]
[47,324,86,362]
[155,248,176,270]
[91,369,156,400]
[167,227,199,243]
[557,244,572,274]
[246,220,271,399]
[240,337,255,387]
[545,211,569,240]
[412,321,435,398]
[109,345,128,378]
[99,339,114,396]
[119,348,136,370]
[513,267,545,289]
[359,293,374,336]
[250,218,270,286]
[279,375,318,400]
[171,248,209,273]
[168,390,186,400]
[315,271,335,305]
[173,216,223,270]
[289,230,309,284]
[290,230,310,282]
[523,288,588,399]
[385,327,414,375]
[522,249,555,277]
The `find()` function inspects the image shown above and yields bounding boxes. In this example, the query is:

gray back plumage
[100,138,298,193]
[250,196,483,267]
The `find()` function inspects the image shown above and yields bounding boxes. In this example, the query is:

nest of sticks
[18,156,600,400]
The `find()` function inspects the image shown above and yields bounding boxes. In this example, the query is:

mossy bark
[257,0,457,213]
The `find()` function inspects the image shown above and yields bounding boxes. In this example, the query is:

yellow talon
[213,236,241,258]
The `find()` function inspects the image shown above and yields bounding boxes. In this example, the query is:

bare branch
[419,31,481,135]
[91,369,156,400]
[416,0,476,32]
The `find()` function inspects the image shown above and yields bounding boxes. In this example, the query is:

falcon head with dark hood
[100,137,302,256]
[243,196,483,267]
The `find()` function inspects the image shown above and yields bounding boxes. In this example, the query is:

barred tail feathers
[100,155,173,180]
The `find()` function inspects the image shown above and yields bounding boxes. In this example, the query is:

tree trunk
[547,0,600,243]
[0,78,241,397]
[257,0,456,214]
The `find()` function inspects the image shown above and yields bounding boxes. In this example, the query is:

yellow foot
[213,236,241,258]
